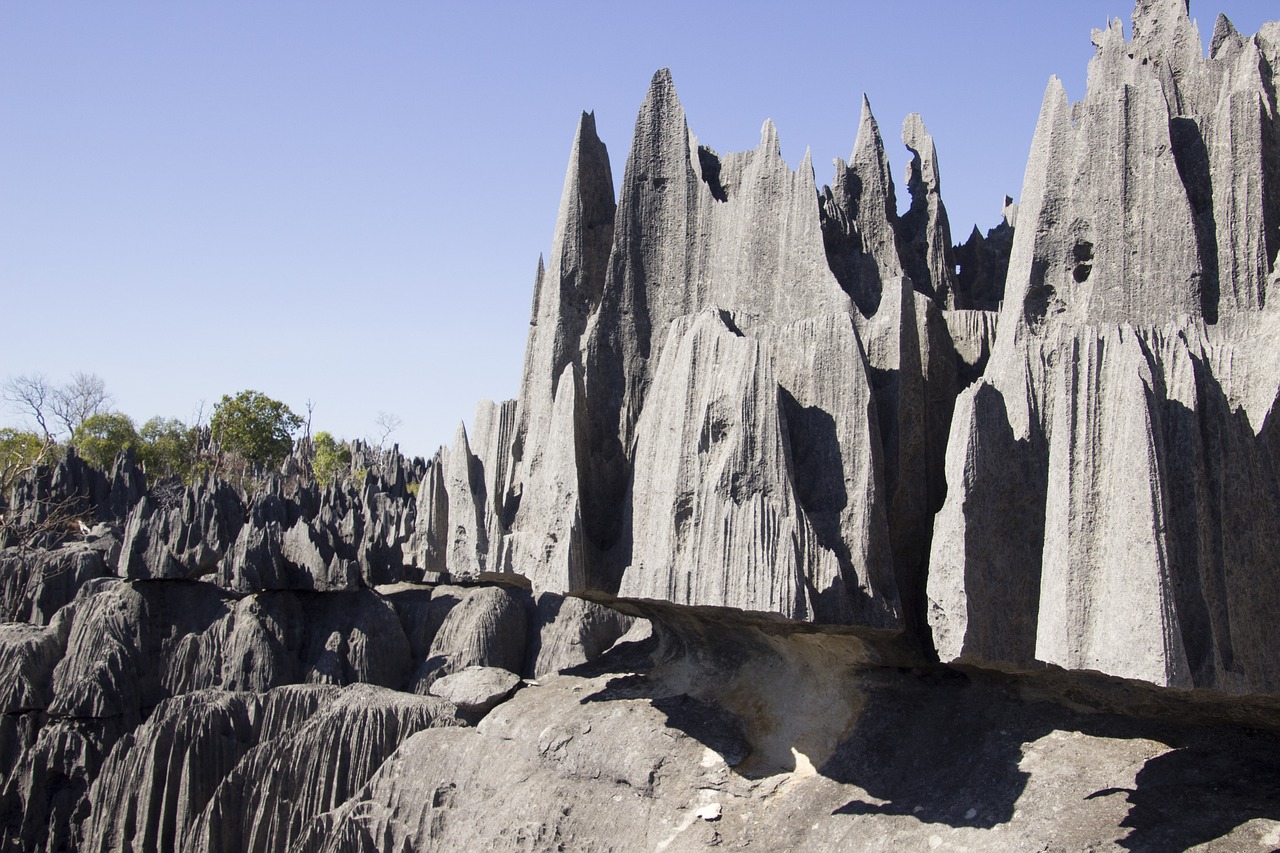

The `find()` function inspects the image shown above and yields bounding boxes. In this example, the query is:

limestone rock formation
[2,2,1280,850]
[898,113,958,307]
[410,584,528,690]
[181,685,459,853]
[526,592,636,678]
[119,476,243,581]
[428,665,521,714]
[927,0,1280,692]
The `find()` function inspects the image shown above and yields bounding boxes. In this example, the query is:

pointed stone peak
[642,67,680,113]
[573,111,601,152]
[1209,12,1242,58]
[561,105,615,221]
[1129,0,1202,70]
[902,113,940,193]
[1091,18,1127,55]
[526,254,545,328]
[852,95,887,170]
[453,421,472,455]
[759,118,782,158]
[628,67,689,169]
[1003,196,1019,228]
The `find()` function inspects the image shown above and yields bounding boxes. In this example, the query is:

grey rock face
[0,616,70,715]
[79,690,259,853]
[76,684,459,853]
[6,3,1280,850]
[119,476,243,581]
[0,532,117,624]
[526,592,635,678]
[181,685,459,853]
[928,2,1280,692]
[428,665,521,714]
[953,199,1016,311]
[410,584,529,690]
[821,96,905,316]
[898,113,958,307]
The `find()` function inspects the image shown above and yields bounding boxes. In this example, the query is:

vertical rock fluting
[898,114,959,308]
[497,112,615,589]
[471,66,1001,628]
[820,96,905,317]
[928,1,1280,692]
[605,78,885,620]
[378,67,983,628]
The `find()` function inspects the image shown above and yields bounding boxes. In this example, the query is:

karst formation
[4,1,1280,849]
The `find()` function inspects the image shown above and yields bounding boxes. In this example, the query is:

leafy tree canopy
[0,427,52,479]
[210,390,302,470]
[138,416,201,481]
[72,412,139,470]
[312,431,352,485]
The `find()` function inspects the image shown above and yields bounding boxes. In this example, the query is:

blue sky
[2,1,1275,457]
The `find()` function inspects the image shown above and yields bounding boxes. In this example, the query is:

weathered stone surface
[295,589,413,688]
[856,278,959,641]
[502,112,616,587]
[119,476,243,581]
[953,198,1016,311]
[942,309,999,386]
[898,113,958,307]
[0,615,70,715]
[442,422,488,577]
[290,602,1280,853]
[0,531,117,625]
[183,684,459,853]
[406,451,449,573]
[928,2,1280,692]
[410,584,529,690]
[80,690,259,853]
[574,71,876,608]
[219,518,359,593]
[619,309,895,625]
[526,592,636,678]
[504,365,590,591]
[293,672,747,853]
[5,4,1280,850]
[428,665,521,714]
[469,398,518,570]
[820,95,905,317]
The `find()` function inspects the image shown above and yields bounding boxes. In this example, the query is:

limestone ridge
[6,4,1280,849]
[441,68,992,629]
[820,95,904,317]
[414,1,1280,694]
[928,1,1280,693]
[899,113,959,308]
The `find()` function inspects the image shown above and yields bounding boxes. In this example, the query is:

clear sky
[2,1,1275,458]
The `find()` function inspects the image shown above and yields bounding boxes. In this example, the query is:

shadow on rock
[824,668,1053,828]
[1094,732,1280,851]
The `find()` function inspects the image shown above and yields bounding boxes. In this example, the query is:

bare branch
[374,411,402,449]
[50,372,112,437]
[2,374,53,440]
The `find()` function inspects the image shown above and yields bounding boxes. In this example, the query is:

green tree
[311,431,352,485]
[210,390,302,471]
[72,412,139,470]
[138,416,200,481]
[0,427,56,496]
